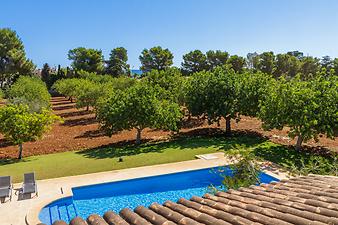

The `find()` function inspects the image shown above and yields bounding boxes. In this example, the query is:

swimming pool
[39,167,279,225]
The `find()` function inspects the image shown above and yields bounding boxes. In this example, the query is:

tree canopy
[105,47,130,77]
[143,67,185,104]
[181,50,208,75]
[68,47,104,73]
[97,82,182,144]
[0,28,35,88]
[227,55,246,73]
[185,68,239,134]
[139,46,173,72]
[259,75,338,150]
[8,76,51,112]
[0,104,60,159]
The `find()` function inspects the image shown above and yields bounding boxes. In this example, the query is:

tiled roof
[50,175,338,225]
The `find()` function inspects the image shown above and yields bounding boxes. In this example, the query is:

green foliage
[227,55,246,73]
[97,82,182,144]
[0,104,60,159]
[259,75,338,150]
[206,50,229,70]
[73,79,103,111]
[181,50,230,75]
[220,153,260,190]
[139,46,173,72]
[253,142,338,176]
[53,75,136,111]
[8,76,51,112]
[299,56,320,80]
[0,28,36,88]
[0,89,3,100]
[255,51,275,74]
[53,78,82,102]
[143,67,185,104]
[274,53,300,78]
[105,47,130,77]
[68,47,104,73]
[181,50,208,75]
[108,76,136,90]
[333,58,338,76]
[185,67,238,133]
[237,72,276,117]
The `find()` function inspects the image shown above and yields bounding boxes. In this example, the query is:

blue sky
[1,0,338,69]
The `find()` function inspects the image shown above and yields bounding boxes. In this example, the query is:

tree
[181,50,207,75]
[333,58,338,76]
[227,55,246,73]
[143,67,185,104]
[299,56,320,80]
[274,54,300,78]
[256,52,275,74]
[246,52,259,70]
[74,79,116,112]
[97,83,182,144]
[206,50,229,70]
[0,28,35,88]
[8,76,51,112]
[139,46,173,72]
[259,76,337,150]
[185,68,238,135]
[73,79,101,111]
[105,47,130,77]
[287,51,304,60]
[53,78,82,102]
[0,104,60,159]
[320,56,334,76]
[68,47,104,73]
[41,63,51,84]
[237,72,276,117]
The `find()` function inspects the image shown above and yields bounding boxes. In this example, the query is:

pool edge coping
[26,157,286,225]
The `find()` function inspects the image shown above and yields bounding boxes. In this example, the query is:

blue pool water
[39,167,279,225]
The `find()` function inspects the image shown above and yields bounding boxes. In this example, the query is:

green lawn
[0,135,336,182]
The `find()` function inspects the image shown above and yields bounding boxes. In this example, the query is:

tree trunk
[136,128,142,145]
[225,116,231,136]
[86,105,89,111]
[295,135,303,151]
[18,143,23,159]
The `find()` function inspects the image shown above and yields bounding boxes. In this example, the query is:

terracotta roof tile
[51,175,338,225]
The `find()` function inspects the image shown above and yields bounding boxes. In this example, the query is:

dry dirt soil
[0,97,337,158]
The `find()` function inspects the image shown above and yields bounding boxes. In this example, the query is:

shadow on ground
[75,129,106,139]
[51,101,75,106]
[77,128,268,159]
[253,143,337,174]
[0,139,14,148]
[62,117,97,127]
[57,109,92,118]
[0,157,36,166]
[52,105,75,111]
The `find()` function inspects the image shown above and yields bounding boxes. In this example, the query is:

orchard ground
[0,97,337,182]
[0,96,337,158]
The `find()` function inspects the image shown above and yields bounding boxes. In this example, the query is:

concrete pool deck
[0,153,289,225]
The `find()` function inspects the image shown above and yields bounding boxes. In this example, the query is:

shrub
[0,104,61,159]
[8,76,50,112]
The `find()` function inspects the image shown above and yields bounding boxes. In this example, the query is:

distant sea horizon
[131,69,143,75]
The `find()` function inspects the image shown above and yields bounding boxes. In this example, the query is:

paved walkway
[0,153,288,225]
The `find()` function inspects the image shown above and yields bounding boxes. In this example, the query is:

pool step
[47,203,78,225]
